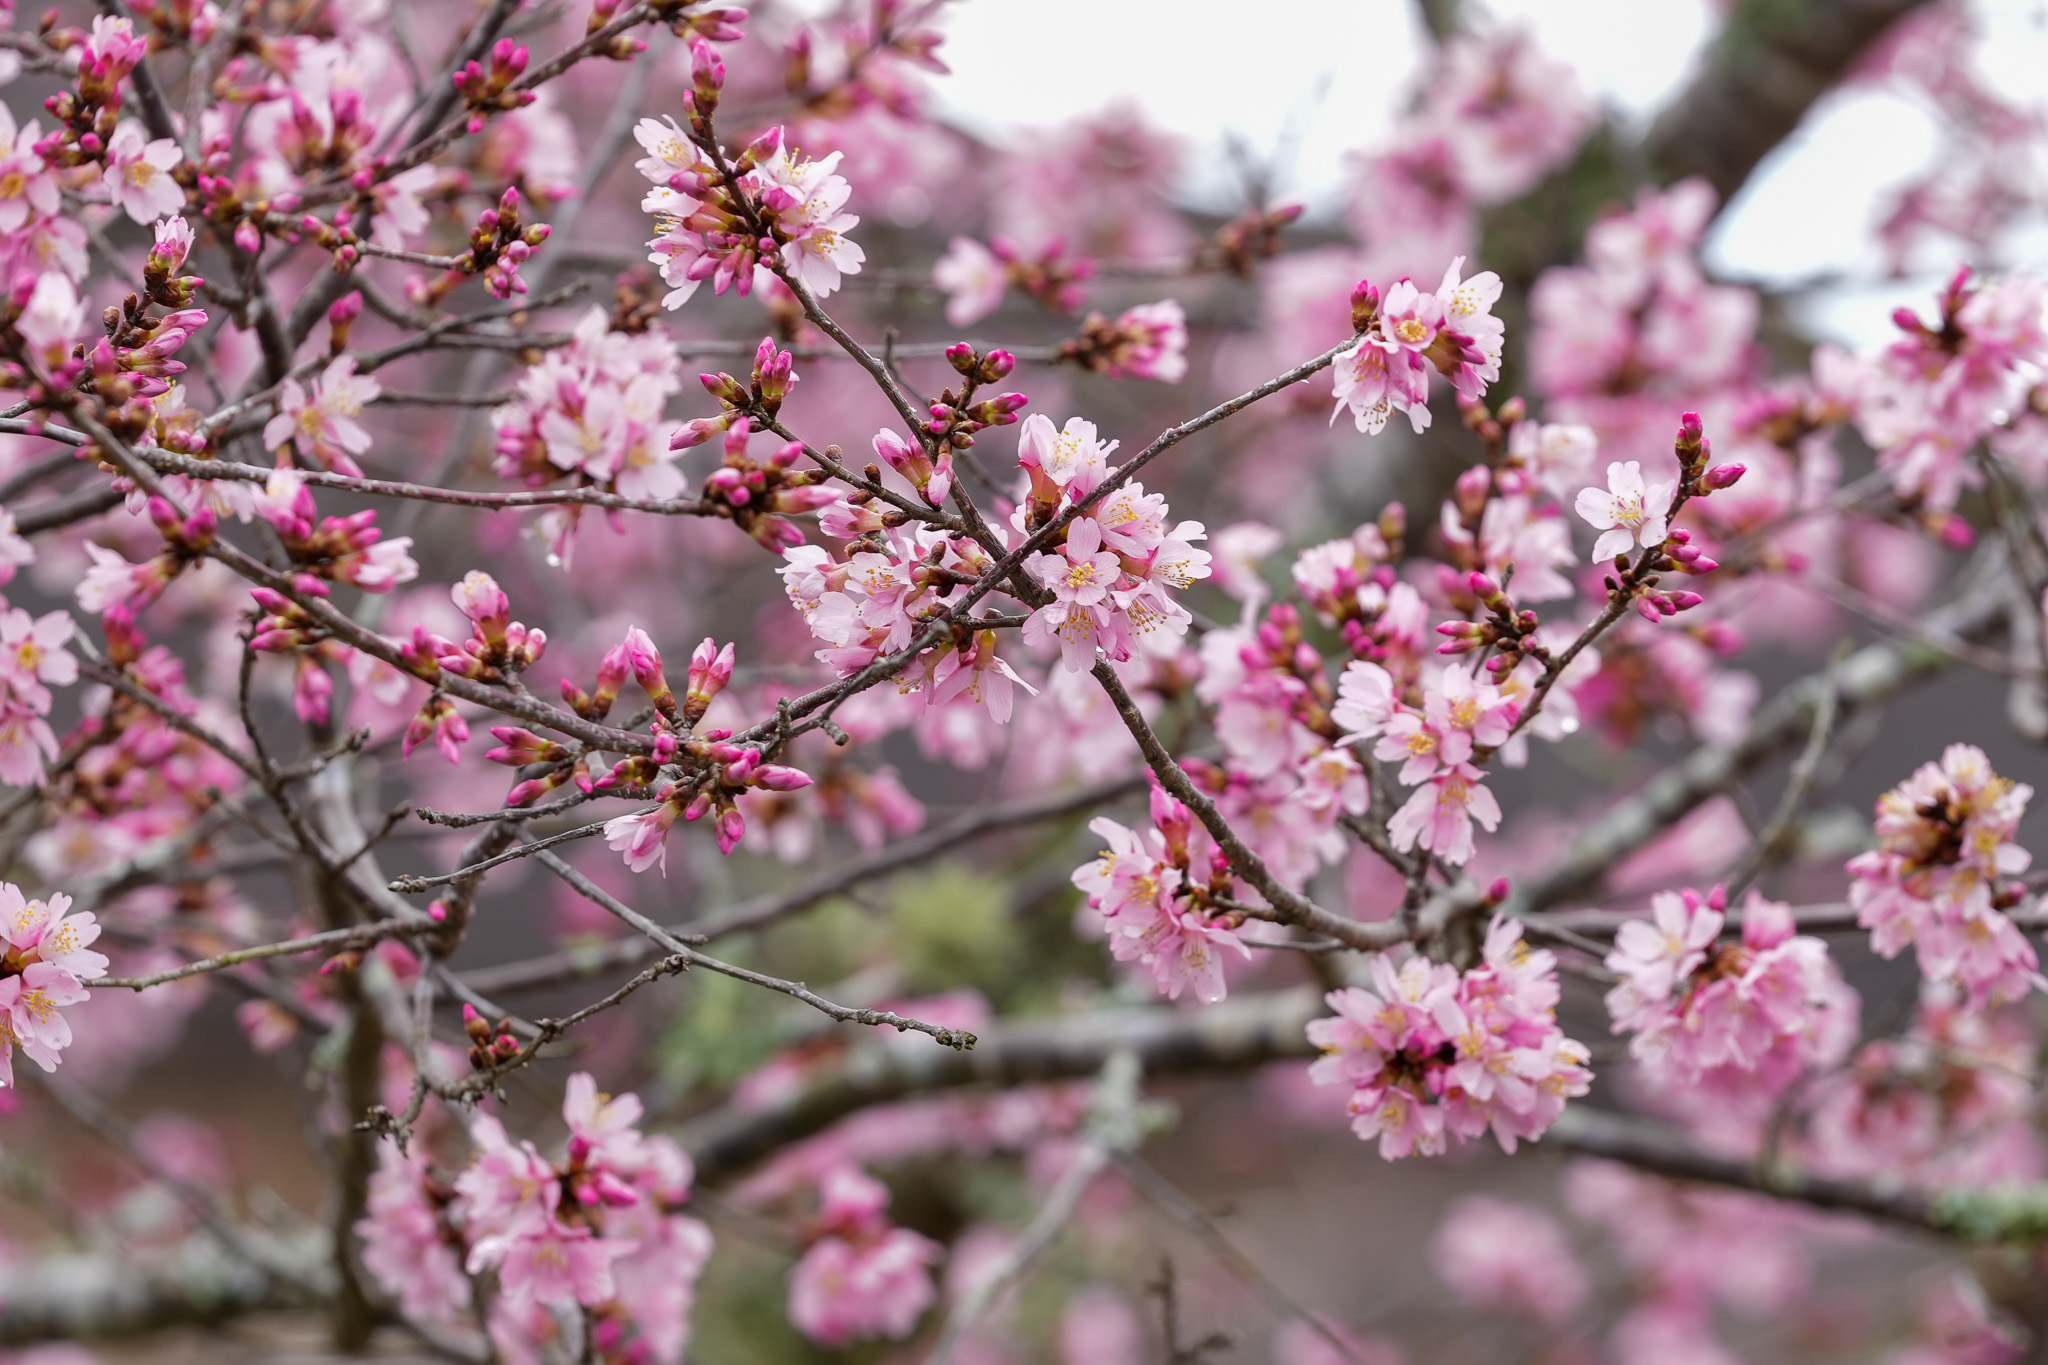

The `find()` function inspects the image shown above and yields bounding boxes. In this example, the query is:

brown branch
[1090,660,1412,952]
[455,775,1144,995]
[533,849,977,1050]
[679,987,1326,1185]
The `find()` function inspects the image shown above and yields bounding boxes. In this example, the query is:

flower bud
[751,763,814,792]
[452,570,510,642]
[593,640,631,715]
[684,637,734,725]
[621,626,674,714]
[715,805,746,855]
[1349,279,1380,333]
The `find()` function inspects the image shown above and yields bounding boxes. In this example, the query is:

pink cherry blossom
[101,122,184,224]
[786,1166,941,1347]
[934,236,1006,325]
[1387,762,1501,866]
[1575,460,1674,563]
[0,106,56,233]
[1108,299,1189,382]
[0,887,107,981]
[0,608,75,710]
[263,357,382,476]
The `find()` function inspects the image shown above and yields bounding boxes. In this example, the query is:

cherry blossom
[0,107,56,234]
[1072,783,1252,1004]
[1575,460,1675,563]
[934,235,1006,325]
[1387,762,1501,866]
[100,122,184,224]
[262,357,382,476]
[0,883,100,1084]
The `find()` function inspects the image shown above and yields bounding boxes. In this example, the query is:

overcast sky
[927,0,2048,347]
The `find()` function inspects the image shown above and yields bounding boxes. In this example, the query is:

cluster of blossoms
[0,885,105,1085]
[1857,266,2048,510]
[786,1165,943,1348]
[1016,413,1212,670]
[1347,27,1595,280]
[1330,258,1505,435]
[1530,179,1761,461]
[1070,781,1251,1005]
[780,501,1031,712]
[0,90,86,290]
[1604,886,1856,1103]
[1307,918,1592,1158]
[634,37,865,308]
[1055,299,1191,382]
[490,306,689,562]
[1332,658,1512,867]
[387,569,556,765]
[31,608,245,880]
[930,237,1191,380]
[582,628,815,871]
[358,1074,712,1364]
[1803,983,2042,1188]
[932,234,1078,324]
[8,225,206,420]
[1429,1195,1589,1326]
[1193,599,1368,887]
[1849,745,2042,1008]
[234,476,422,728]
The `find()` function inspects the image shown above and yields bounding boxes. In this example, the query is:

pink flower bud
[593,641,631,712]
[685,638,735,722]
[452,570,510,640]
[751,763,813,792]
[872,428,926,479]
[1349,279,1381,332]
[715,806,746,855]
[1702,463,1746,491]
[621,627,666,695]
